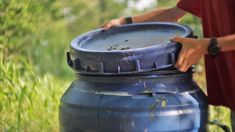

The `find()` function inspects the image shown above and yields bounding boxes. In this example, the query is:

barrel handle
[209,120,231,132]
[66,52,73,67]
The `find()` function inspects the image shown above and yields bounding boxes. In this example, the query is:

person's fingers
[176,47,195,72]
[184,58,196,72]
[103,22,119,30]
[172,36,186,67]
[171,36,185,43]
[103,22,113,30]
[178,58,190,72]
[175,49,186,68]
[101,22,108,28]
[184,60,193,72]
[101,18,125,30]
[180,53,199,72]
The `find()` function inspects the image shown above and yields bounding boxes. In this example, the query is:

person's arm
[132,6,186,23]
[102,6,186,30]
[172,34,235,72]
[218,34,235,52]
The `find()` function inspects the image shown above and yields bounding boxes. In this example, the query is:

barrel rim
[70,22,192,53]
[68,22,193,75]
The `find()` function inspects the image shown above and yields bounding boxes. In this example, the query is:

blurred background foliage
[0,0,231,131]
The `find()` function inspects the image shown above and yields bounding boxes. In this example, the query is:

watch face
[208,38,220,57]
[211,45,219,56]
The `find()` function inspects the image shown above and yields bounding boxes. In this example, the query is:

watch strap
[124,17,133,24]
[208,37,221,57]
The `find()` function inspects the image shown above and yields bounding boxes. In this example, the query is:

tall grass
[0,52,70,131]
[0,1,72,131]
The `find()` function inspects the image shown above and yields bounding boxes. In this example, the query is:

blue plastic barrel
[60,22,208,132]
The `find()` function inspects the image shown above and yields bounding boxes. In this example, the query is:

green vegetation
[0,0,231,131]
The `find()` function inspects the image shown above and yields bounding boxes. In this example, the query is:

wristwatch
[124,16,133,24]
[208,37,221,57]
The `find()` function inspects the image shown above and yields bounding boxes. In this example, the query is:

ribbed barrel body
[59,73,208,132]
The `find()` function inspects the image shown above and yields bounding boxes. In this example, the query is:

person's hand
[171,37,210,72]
[101,17,126,30]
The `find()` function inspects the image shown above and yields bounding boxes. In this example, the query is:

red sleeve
[177,0,201,17]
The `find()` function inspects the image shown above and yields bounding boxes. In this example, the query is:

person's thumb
[171,36,184,43]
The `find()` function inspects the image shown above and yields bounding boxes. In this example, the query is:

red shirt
[177,0,235,111]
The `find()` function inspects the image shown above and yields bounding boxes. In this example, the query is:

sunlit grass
[0,54,69,132]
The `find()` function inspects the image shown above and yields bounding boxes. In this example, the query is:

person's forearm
[218,34,235,52]
[132,6,186,23]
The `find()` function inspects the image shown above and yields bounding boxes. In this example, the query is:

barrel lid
[67,22,193,75]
